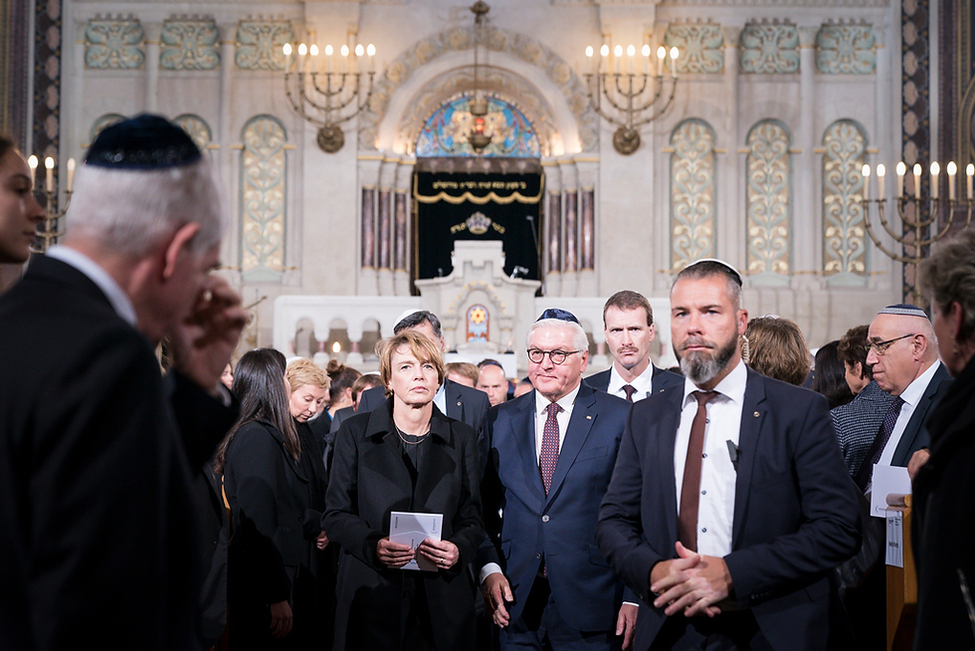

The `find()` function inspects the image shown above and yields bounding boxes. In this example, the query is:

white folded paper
[869,464,911,518]
[390,511,443,572]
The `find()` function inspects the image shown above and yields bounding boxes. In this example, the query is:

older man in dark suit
[587,290,682,401]
[0,115,246,650]
[479,308,638,651]
[596,260,860,650]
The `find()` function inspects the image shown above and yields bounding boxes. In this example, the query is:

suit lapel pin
[586,415,592,420]
[753,411,760,417]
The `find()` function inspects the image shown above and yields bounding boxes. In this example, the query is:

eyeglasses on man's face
[865,333,917,356]
[527,348,583,365]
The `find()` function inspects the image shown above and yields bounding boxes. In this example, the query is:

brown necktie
[678,390,718,552]
[622,384,637,402]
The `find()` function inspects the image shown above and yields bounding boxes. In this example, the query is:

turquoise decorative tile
[740,22,799,74]
[816,24,876,75]
[161,19,219,71]
[85,19,145,69]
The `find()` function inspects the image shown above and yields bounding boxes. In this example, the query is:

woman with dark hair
[812,340,855,409]
[0,135,45,264]
[325,331,483,651]
[325,360,362,419]
[913,229,975,648]
[217,348,329,649]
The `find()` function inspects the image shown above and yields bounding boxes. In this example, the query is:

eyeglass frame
[526,348,584,365]
[865,333,918,356]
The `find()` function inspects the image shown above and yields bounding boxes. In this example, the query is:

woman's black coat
[324,399,483,651]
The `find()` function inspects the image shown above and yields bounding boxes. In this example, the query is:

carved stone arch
[362,25,597,154]
[398,66,559,156]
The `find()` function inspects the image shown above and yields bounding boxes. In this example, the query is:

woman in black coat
[324,331,483,651]
[217,348,329,649]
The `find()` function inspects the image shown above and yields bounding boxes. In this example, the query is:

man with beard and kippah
[596,259,861,651]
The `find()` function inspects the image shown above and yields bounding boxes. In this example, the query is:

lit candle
[355,43,364,74]
[861,164,870,200]
[325,44,332,73]
[968,163,974,199]
[341,44,349,73]
[627,44,635,74]
[297,43,307,73]
[44,157,54,193]
[947,161,957,201]
[656,45,665,76]
[283,43,292,71]
[614,45,622,73]
[642,44,650,74]
[913,163,922,200]
[930,161,940,200]
[670,46,679,77]
[896,161,906,198]
[876,164,885,199]
[586,46,593,75]
[600,44,609,74]
[66,158,75,193]
[28,155,37,186]
[367,44,375,71]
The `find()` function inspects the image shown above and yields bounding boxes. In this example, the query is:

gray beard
[677,336,737,386]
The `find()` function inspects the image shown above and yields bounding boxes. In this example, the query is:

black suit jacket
[890,362,952,467]
[324,400,483,651]
[0,254,237,650]
[596,367,861,651]
[586,364,683,399]
[359,378,491,476]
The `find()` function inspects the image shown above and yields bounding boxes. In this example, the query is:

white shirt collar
[682,358,748,406]
[897,360,941,408]
[534,380,582,415]
[607,361,654,396]
[46,245,137,327]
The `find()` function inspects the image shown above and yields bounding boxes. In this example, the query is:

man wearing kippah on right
[0,115,247,650]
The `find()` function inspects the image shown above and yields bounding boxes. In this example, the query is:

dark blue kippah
[85,113,202,170]
[536,308,580,324]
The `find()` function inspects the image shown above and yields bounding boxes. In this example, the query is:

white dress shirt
[606,363,655,401]
[533,383,581,459]
[674,360,747,557]
[877,361,941,466]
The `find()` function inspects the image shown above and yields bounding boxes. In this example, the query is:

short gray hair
[526,318,589,352]
[672,260,743,310]
[66,157,223,257]
[919,228,975,344]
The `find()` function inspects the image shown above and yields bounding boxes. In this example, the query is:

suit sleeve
[225,425,293,604]
[323,420,385,568]
[596,405,666,603]
[723,396,861,606]
[446,422,485,572]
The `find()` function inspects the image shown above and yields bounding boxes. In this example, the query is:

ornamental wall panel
[671,119,717,272]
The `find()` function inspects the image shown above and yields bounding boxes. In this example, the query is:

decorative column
[393,157,414,296]
[560,158,579,297]
[376,156,396,296]
[720,26,742,268]
[795,24,819,288]
[542,158,562,296]
[357,156,382,295]
[144,23,161,112]
[577,159,598,296]
[218,23,236,271]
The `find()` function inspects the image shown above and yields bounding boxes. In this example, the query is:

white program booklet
[869,464,911,518]
[389,511,443,571]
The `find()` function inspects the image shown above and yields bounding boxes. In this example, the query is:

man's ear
[161,222,202,280]
[737,309,749,336]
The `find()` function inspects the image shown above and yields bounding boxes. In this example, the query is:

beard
[675,335,738,386]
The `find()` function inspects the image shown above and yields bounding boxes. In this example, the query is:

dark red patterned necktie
[539,402,562,494]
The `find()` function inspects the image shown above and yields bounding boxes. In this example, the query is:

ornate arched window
[671,119,717,271]
[822,119,868,282]
[415,95,540,158]
[746,119,791,280]
[173,114,212,154]
[240,115,287,280]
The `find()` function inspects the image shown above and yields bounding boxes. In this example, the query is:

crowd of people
[0,114,973,651]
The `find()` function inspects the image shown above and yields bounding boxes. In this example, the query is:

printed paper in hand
[390,511,443,571]
[869,464,911,518]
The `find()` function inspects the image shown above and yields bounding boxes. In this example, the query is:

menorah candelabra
[281,40,376,153]
[27,155,74,253]
[583,43,679,155]
[860,161,974,306]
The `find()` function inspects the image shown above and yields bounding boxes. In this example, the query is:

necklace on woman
[396,425,430,445]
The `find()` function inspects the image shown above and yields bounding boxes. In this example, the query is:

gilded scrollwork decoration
[161,19,220,71]
[240,116,287,281]
[85,19,145,70]
[671,119,717,272]
[815,23,876,75]
[89,114,126,143]
[822,119,868,282]
[746,120,791,279]
[740,22,800,74]
[665,23,724,75]
[235,21,294,71]
[174,114,212,153]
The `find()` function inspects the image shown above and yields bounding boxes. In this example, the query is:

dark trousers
[501,575,619,651]
[649,611,772,651]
